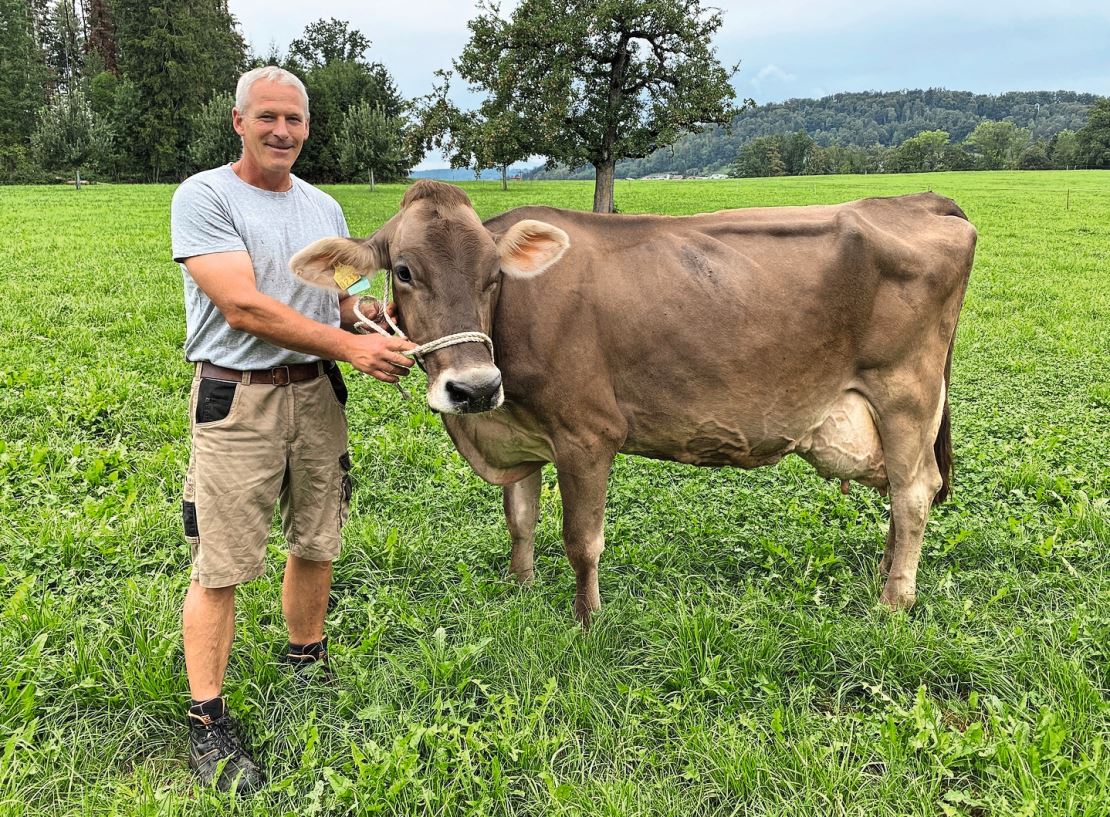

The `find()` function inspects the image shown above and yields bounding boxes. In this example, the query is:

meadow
[0,170,1108,816]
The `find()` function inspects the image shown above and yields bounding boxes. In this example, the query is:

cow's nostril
[445,380,476,404]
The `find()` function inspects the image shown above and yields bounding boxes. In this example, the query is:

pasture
[1,171,1108,816]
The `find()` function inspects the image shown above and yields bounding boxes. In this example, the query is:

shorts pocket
[326,363,348,407]
[195,379,238,424]
[182,499,199,541]
[338,451,352,529]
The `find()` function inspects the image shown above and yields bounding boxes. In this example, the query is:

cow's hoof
[509,568,534,585]
[574,598,601,629]
[879,584,916,611]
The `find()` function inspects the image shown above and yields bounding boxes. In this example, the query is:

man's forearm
[224,290,354,362]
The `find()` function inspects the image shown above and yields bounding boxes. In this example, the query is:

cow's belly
[623,421,795,468]
[622,390,888,488]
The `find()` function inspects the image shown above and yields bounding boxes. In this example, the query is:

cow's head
[290,180,569,414]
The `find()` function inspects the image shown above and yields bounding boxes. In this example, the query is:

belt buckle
[272,365,291,386]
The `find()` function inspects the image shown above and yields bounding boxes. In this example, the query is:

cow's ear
[289,237,381,290]
[495,219,570,279]
[290,214,398,290]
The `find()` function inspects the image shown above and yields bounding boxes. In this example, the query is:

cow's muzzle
[429,366,504,414]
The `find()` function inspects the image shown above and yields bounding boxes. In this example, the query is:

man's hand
[340,296,401,335]
[382,301,400,329]
[344,333,418,383]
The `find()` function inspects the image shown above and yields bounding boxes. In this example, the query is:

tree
[823,143,883,175]
[112,0,245,180]
[457,0,743,212]
[890,129,950,172]
[32,87,112,181]
[334,100,405,189]
[1017,140,1051,170]
[781,130,829,175]
[463,108,534,189]
[83,0,118,76]
[0,0,47,153]
[1076,98,1110,169]
[287,18,408,181]
[42,0,83,97]
[964,120,1029,169]
[289,18,370,71]
[1048,129,1081,169]
[188,91,240,171]
[730,136,786,178]
[87,68,118,117]
[411,70,532,190]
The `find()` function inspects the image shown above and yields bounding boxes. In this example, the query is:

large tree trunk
[592,161,616,213]
[501,164,508,191]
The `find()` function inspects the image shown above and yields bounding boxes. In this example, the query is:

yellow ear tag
[332,264,362,290]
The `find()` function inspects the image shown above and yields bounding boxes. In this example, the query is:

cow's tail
[932,338,955,506]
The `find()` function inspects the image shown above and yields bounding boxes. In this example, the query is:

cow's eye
[394,265,412,284]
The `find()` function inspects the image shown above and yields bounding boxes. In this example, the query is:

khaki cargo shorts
[182,363,351,588]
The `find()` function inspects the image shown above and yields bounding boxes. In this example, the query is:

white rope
[350,271,495,398]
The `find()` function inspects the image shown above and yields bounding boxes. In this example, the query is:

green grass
[1,171,1108,816]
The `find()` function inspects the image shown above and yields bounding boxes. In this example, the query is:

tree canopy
[289,18,371,71]
[1076,98,1110,169]
[0,5,413,183]
[456,0,743,211]
[334,100,407,189]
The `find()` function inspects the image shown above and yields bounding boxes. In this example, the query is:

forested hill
[531,89,1099,179]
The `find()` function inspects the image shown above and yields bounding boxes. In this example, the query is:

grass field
[1,171,1108,816]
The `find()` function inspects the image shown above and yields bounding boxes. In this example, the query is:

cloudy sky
[228,1,1110,168]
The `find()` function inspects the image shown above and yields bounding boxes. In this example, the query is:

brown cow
[291,180,976,624]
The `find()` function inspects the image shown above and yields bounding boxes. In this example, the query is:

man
[170,65,416,794]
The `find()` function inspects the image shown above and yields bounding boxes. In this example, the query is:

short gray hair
[235,66,309,117]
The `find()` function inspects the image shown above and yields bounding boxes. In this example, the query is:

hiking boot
[187,699,264,795]
[284,637,333,686]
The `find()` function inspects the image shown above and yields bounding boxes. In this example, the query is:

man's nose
[272,117,290,138]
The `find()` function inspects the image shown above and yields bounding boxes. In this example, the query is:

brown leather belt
[198,360,330,386]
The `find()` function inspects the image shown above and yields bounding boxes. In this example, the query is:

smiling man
[169,66,416,794]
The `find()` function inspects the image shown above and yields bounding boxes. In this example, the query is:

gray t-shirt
[170,165,349,369]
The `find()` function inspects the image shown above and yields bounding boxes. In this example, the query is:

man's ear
[289,215,397,290]
[495,219,570,279]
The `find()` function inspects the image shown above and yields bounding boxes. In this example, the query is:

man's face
[232,80,309,176]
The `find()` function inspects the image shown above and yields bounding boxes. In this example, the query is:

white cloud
[754,64,796,84]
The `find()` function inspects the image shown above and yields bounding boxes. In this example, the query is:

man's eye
[394,265,412,284]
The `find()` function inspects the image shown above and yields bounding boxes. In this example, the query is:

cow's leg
[503,469,542,583]
[879,518,897,576]
[555,451,613,627]
[876,416,943,610]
